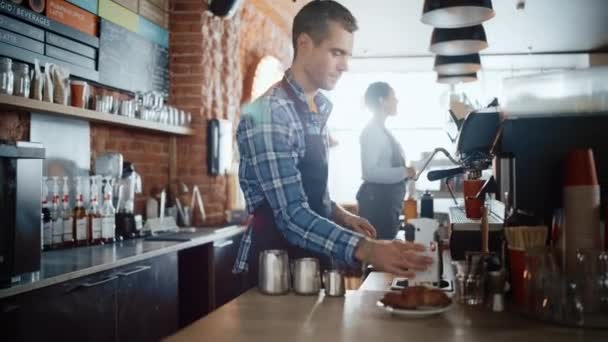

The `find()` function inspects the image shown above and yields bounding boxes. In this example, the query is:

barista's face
[296,21,354,91]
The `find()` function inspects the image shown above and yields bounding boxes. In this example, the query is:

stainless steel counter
[0,225,246,299]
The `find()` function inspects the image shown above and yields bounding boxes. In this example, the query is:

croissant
[381,286,451,309]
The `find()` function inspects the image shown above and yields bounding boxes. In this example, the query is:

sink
[144,228,210,242]
[144,225,240,242]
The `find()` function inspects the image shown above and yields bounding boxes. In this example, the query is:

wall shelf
[0,95,193,136]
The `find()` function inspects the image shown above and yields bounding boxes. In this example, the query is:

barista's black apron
[246,77,332,283]
[356,126,406,240]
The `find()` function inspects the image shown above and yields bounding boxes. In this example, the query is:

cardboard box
[46,0,98,36]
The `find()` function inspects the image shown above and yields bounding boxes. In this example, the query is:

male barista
[233,1,432,281]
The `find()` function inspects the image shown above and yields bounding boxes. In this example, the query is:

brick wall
[0,0,300,226]
[169,0,296,225]
[0,111,29,141]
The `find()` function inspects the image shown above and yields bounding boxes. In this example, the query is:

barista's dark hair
[292,1,358,57]
[364,82,392,111]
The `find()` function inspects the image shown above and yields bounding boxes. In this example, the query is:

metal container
[94,152,124,179]
[486,270,506,312]
[292,258,321,295]
[495,153,516,209]
[258,249,290,295]
[323,269,345,297]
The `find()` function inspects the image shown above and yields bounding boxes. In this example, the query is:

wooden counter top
[166,287,608,342]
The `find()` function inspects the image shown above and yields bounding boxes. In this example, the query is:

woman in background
[356,82,415,240]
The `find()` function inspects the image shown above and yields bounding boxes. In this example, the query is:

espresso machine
[0,141,45,287]
[414,108,505,261]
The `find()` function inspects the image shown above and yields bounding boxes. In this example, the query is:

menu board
[0,0,98,47]
[98,19,168,95]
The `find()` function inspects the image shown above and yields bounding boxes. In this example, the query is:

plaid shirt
[233,71,364,273]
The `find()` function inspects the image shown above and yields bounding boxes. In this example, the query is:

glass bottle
[61,176,74,247]
[88,176,103,245]
[101,177,116,244]
[403,178,418,222]
[0,57,13,95]
[50,176,63,249]
[12,62,30,98]
[73,176,88,246]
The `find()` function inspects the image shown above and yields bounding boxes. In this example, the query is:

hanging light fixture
[430,25,488,55]
[421,0,495,28]
[207,0,244,19]
[437,72,478,84]
[434,54,481,75]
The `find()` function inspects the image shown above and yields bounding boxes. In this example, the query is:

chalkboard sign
[0,27,44,54]
[0,0,98,47]
[98,19,168,95]
[0,13,44,41]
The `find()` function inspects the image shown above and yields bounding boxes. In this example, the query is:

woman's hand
[406,167,416,179]
[342,214,377,238]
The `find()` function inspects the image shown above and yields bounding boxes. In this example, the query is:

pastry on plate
[380,286,451,309]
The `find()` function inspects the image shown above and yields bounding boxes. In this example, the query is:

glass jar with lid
[0,57,14,95]
[13,62,30,98]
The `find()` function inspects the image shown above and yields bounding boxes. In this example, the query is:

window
[325,69,543,204]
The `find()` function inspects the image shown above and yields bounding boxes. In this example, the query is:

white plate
[376,300,455,318]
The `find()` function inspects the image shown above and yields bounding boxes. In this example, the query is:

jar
[0,57,14,95]
[13,62,30,98]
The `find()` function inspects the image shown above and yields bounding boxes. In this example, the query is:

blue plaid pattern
[233,71,364,273]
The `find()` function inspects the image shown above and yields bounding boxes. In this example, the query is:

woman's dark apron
[356,127,406,240]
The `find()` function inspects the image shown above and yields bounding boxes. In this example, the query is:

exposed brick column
[169,0,296,226]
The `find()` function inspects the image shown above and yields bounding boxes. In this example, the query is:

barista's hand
[355,239,433,278]
[342,214,377,239]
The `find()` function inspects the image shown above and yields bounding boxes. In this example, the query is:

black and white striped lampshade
[430,25,488,55]
[422,0,495,28]
[437,72,478,84]
[434,54,481,75]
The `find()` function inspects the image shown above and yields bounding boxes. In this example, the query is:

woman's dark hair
[364,82,392,111]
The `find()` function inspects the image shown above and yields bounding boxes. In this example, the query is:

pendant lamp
[437,72,478,84]
[422,0,495,28]
[434,54,481,75]
[430,25,488,55]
